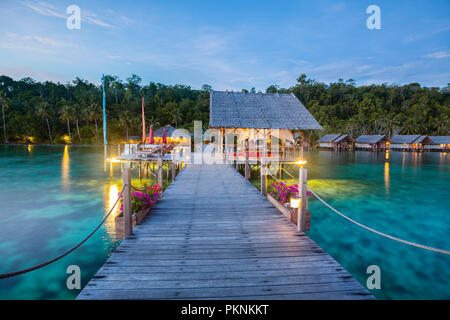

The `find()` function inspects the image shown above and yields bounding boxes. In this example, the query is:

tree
[118,110,133,140]
[36,101,53,143]
[60,101,72,140]
[0,90,9,143]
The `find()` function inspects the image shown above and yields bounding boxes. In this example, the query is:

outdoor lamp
[294,159,307,167]
[290,196,301,209]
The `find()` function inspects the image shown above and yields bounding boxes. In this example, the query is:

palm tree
[73,104,82,142]
[86,103,100,137]
[119,110,133,140]
[0,90,9,143]
[36,101,53,143]
[60,101,72,140]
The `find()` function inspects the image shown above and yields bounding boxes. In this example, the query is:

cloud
[26,1,66,19]
[0,32,76,54]
[426,51,450,59]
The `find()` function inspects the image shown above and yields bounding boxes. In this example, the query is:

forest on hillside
[0,73,448,144]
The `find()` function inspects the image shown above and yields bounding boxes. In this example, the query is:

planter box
[267,194,310,231]
[115,207,151,238]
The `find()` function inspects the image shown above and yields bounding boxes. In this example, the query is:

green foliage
[266,74,449,137]
[0,73,448,145]
[0,74,211,144]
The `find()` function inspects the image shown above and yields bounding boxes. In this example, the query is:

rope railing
[131,175,158,192]
[306,185,450,255]
[0,184,127,280]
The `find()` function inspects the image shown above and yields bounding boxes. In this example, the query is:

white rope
[306,185,450,255]
[267,172,296,185]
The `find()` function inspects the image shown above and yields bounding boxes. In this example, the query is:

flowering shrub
[120,184,163,213]
[270,181,311,206]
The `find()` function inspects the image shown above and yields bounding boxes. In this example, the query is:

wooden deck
[78,164,373,300]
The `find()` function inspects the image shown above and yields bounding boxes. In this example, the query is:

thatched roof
[429,136,450,144]
[355,135,388,144]
[209,91,322,130]
[390,135,421,144]
[318,134,353,143]
[317,134,342,143]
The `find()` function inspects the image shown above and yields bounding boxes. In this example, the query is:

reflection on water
[61,145,70,191]
[384,161,390,196]
[103,183,120,238]
[27,144,33,153]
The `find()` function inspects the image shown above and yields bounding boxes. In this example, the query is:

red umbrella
[148,125,154,144]
[162,128,167,144]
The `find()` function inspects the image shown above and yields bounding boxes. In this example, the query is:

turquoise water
[0,146,449,299]
[0,145,153,300]
[300,150,450,300]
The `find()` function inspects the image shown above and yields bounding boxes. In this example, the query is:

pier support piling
[245,139,249,180]
[122,162,132,237]
[298,167,308,232]
[158,158,163,186]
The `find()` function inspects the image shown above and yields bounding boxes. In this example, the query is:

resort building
[317,134,354,150]
[209,90,322,161]
[355,135,390,151]
[389,135,433,151]
[428,136,450,151]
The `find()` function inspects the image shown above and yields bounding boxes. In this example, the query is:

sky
[0,0,449,90]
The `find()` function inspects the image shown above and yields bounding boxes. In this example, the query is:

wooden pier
[78,164,373,300]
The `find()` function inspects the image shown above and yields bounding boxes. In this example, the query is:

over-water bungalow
[317,134,354,150]
[428,136,450,151]
[209,90,322,161]
[389,135,432,151]
[355,135,389,151]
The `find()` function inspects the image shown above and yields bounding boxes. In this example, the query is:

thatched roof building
[390,135,432,150]
[209,91,322,130]
[355,135,389,150]
[429,136,450,151]
[317,134,354,150]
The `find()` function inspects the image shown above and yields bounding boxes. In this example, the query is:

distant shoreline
[0,143,107,147]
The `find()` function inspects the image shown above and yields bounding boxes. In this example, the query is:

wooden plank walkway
[78,164,373,300]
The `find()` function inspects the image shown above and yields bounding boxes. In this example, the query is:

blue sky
[0,0,449,90]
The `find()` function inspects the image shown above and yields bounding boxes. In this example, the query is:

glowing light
[295,159,307,167]
[62,135,71,144]
[27,144,33,153]
[385,151,389,160]
[290,196,301,209]
[108,158,121,163]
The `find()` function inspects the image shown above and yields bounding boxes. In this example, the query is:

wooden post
[298,167,308,232]
[122,162,132,237]
[245,139,249,180]
[166,162,169,179]
[138,163,141,180]
[158,157,163,186]
[260,129,267,195]
[171,160,175,181]
[117,144,121,156]
[225,128,229,164]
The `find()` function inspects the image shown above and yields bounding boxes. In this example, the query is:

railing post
[171,159,176,181]
[298,167,308,232]
[245,139,249,180]
[260,129,267,195]
[158,157,163,186]
[122,162,132,237]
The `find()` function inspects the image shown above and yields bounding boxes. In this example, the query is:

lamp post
[295,159,307,232]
